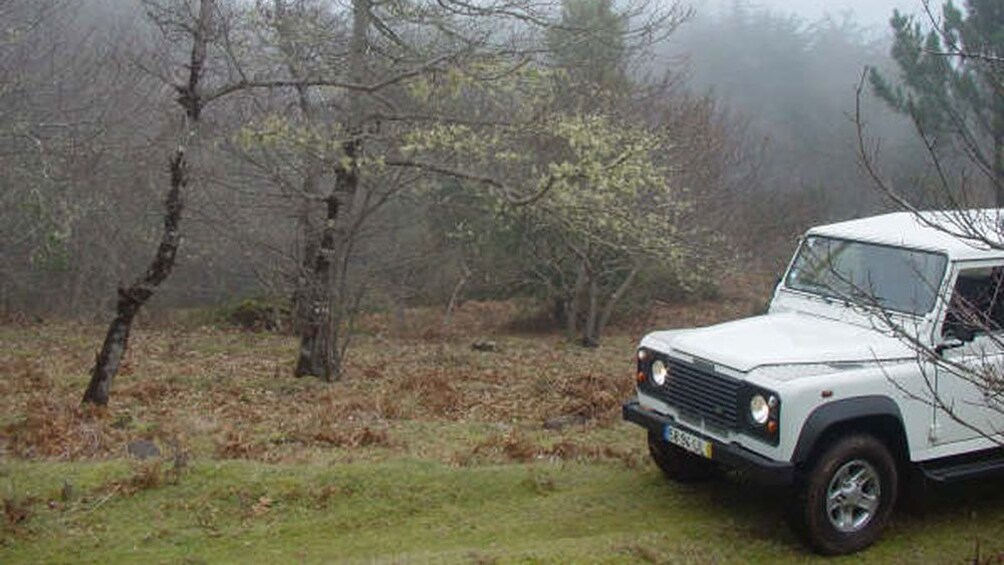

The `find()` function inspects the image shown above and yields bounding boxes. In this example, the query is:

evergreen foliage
[545,0,627,110]
[870,0,1004,205]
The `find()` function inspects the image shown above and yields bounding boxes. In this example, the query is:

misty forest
[3,0,1004,561]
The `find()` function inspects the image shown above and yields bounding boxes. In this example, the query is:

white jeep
[624,210,1004,554]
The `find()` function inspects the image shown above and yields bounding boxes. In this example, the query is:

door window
[942,266,1004,339]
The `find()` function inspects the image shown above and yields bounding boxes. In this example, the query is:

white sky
[702,0,925,28]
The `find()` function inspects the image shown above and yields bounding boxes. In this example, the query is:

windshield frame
[782,235,950,317]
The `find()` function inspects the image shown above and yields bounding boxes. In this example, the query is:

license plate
[664,424,713,459]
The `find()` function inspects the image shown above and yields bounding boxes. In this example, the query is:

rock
[471,339,498,352]
[127,439,161,460]
[543,414,588,430]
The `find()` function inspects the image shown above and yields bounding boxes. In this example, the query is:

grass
[3,296,1004,562]
[5,458,1004,563]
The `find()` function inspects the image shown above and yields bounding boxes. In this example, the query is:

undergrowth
[3,290,1002,562]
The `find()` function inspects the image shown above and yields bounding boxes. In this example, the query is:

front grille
[642,357,741,431]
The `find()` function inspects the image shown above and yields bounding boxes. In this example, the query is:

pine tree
[546,0,628,111]
[870,0,1004,205]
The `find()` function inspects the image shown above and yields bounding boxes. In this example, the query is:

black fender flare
[791,395,906,465]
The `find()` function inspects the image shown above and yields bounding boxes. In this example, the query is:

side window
[943,266,1004,338]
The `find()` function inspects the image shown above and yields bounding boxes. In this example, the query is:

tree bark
[596,265,639,340]
[442,261,470,329]
[292,215,317,332]
[291,169,321,332]
[990,81,1004,207]
[581,275,599,348]
[295,194,340,380]
[273,0,326,334]
[993,131,1003,208]
[82,0,214,406]
[293,0,368,381]
[83,150,187,405]
[566,259,587,338]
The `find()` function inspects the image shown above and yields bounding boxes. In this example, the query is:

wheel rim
[825,459,881,533]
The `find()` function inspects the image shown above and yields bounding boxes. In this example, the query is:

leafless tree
[215,0,693,375]
[854,1,1004,442]
[82,0,221,405]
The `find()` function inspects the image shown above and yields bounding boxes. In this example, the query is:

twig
[85,484,121,514]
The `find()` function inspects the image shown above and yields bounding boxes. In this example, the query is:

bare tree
[221,0,692,376]
[83,0,218,405]
[51,0,691,397]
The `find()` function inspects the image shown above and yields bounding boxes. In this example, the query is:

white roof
[808,210,1004,261]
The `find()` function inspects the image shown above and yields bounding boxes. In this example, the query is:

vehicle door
[935,261,1004,447]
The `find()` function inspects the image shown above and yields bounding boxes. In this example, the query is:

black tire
[790,434,898,555]
[647,430,716,482]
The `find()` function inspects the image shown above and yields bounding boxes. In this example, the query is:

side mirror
[935,337,964,356]
[936,329,974,355]
[939,323,979,345]
[950,326,977,343]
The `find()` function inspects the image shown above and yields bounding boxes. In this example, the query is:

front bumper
[623,400,794,486]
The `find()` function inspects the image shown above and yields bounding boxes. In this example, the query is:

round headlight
[750,394,770,425]
[651,359,668,386]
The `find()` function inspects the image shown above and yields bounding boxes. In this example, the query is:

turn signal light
[636,371,646,384]
[767,421,778,435]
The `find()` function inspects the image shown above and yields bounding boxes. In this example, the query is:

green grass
[4,456,1004,563]
[4,320,1004,563]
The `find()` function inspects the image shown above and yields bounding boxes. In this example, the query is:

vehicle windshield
[785,236,947,316]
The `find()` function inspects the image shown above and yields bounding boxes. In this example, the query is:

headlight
[651,359,668,386]
[742,387,780,445]
[750,394,769,425]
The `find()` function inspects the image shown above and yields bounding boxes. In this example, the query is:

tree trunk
[295,194,340,380]
[294,135,362,381]
[566,260,587,338]
[83,149,187,405]
[275,1,325,334]
[68,263,86,316]
[293,146,361,382]
[291,172,321,333]
[596,266,639,341]
[581,275,599,348]
[293,0,368,381]
[993,131,1004,208]
[82,0,213,406]
[989,85,1004,206]
[442,261,470,329]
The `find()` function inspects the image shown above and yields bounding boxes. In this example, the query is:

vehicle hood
[641,312,916,373]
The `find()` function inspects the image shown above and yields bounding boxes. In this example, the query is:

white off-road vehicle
[624,210,1004,554]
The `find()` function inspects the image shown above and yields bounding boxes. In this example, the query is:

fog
[702,0,922,27]
[657,0,932,246]
[0,0,958,325]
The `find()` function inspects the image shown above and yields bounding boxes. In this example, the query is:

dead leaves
[2,320,639,464]
[3,496,33,528]
[457,430,641,467]
[250,495,272,517]
[3,398,117,459]
[310,427,389,449]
